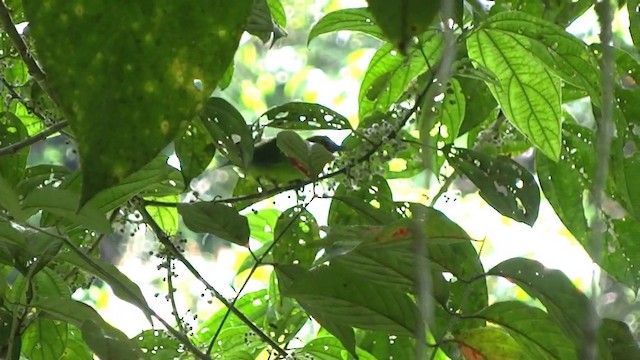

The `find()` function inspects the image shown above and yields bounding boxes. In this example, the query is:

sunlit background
[30,0,640,348]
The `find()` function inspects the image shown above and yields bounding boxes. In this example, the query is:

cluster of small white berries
[335,116,408,188]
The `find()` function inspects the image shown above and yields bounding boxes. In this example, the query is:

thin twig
[0,213,211,360]
[0,120,67,156]
[0,2,47,93]
[166,256,186,334]
[582,1,615,359]
[137,204,289,358]
[207,198,313,355]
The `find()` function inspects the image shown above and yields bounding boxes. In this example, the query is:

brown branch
[0,3,44,83]
[0,120,68,156]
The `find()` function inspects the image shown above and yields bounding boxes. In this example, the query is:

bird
[234,134,343,186]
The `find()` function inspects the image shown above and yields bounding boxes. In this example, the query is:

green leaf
[328,176,397,226]
[0,112,28,186]
[275,131,335,179]
[0,175,26,222]
[32,298,135,347]
[174,120,214,186]
[134,330,183,360]
[260,102,352,130]
[0,219,26,250]
[23,0,253,204]
[273,208,319,268]
[22,318,68,360]
[60,326,92,360]
[476,301,576,359]
[84,154,178,213]
[267,0,286,27]
[308,7,384,44]
[359,31,443,119]
[177,202,250,246]
[57,252,152,323]
[456,327,528,360]
[366,0,441,53]
[202,97,253,169]
[359,331,415,360]
[445,146,540,226]
[81,320,145,360]
[195,290,270,346]
[484,11,600,100]
[467,28,562,160]
[22,188,111,233]
[299,336,377,360]
[145,196,179,236]
[245,0,287,45]
[600,318,640,359]
[281,266,419,337]
[487,258,591,348]
[457,77,498,135]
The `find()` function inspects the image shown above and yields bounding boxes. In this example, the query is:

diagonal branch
[0,120,68,156]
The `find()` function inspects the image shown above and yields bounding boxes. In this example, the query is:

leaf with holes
[445,146,540,226]
[487,258,591,348]
[273,208,319,268]
[359,31,443,119]
[175,120,215,186]
[261,102,351,130]
[308,7,384,44]
[467,27,562,160]
[23,1,253,204]
[202,97,254,169]
[178,202,250,246]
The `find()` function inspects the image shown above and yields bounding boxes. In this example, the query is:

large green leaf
[22,188,111,233]
[366,0,441,52]
[456,327,528,360]
[475,301,577,359]
[467,27,562,160]
[358,31,443,119]
[174,120,214,186]
[22,318,68,360]
[23,1,253,204]
[273,208,319,268]
[487,258,592,352]
[202,97,253,169]
[57,252,152,323]
[177,202,250,246]
[484,11,600,100]
[308,7,384,44]
[281,266,419,337]
[260,102,352,130]
[445,146,540,226]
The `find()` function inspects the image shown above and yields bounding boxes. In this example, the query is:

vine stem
[582,1,615,359]
[137,204,289,358]
[207,197,313,355]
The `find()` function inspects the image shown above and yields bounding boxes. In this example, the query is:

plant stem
[0,120,68,156]
[137,204,289,358]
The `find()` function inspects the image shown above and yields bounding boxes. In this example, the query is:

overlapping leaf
[467,26,562,160]
[23,0,253,204]
[308,7,384,44]
[445,146,540,226]
[359,31,443,119]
